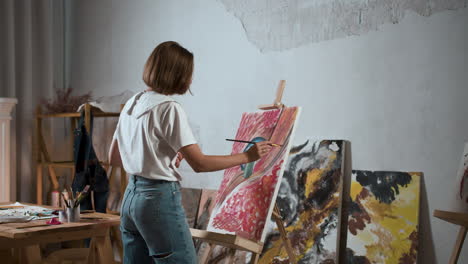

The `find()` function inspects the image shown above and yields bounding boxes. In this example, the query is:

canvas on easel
[207,106,301,243]
[191,81,300,264]
[259,140,346,263]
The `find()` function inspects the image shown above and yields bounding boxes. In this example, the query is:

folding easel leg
[200,243,213,264]
[449,226,467,264]
[110,226,123,262]
[249,253,260,264]
[226,248,236,264]
[273,205,297,263]
[94,231,114,264]
[87,235,97,264]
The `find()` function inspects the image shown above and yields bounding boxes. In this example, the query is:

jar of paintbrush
[59,185,90,223]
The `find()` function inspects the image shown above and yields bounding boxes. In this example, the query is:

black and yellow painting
[346,171,421,264]
[260,140,345,264]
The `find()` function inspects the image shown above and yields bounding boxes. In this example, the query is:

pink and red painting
[207,106,301,242]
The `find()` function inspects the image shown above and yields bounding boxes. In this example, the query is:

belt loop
[132,175,137,191]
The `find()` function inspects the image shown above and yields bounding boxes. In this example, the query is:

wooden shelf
[38,161,111,169]
[40,161,74,168]
[35,103,123,205]
[37,112,120,118]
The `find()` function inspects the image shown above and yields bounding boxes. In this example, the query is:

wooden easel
[433,210,468,264]
[191,80,297,264]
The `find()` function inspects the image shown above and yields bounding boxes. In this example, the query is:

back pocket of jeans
[141,188,166,199]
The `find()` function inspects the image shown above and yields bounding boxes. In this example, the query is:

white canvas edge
[260,106,302,242]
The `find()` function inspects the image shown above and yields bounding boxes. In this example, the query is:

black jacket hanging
[72,111,109,212]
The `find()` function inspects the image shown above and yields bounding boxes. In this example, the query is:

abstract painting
[207,106,301,242]
[346,171,421,264]
[455,143,468,211]
[259,140,346,264]
[181,188,202,228]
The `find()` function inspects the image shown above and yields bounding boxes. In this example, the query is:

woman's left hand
[175,152,184,168]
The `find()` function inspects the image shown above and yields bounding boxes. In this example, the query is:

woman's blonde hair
[143,41,194,95]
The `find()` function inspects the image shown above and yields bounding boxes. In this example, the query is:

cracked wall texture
[219,0,467,52]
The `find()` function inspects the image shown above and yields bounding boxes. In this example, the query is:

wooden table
[0,204,120,264]
[433,210,468,264]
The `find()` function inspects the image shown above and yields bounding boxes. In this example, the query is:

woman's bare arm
[179,141,272,173]
[108,138,123,167]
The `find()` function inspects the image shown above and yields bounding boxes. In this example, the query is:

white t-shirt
[113,91,197,181]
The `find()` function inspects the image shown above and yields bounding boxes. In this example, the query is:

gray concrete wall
[67,0,468,263]
[219,0,467,51]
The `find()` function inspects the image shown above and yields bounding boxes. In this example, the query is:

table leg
[449,226,467,264]
[0,249,14,263]
[110,226,123,261]
[94,231,114,264]
[19,245,41,264]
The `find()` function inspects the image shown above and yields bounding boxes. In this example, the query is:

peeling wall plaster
[219,0,467,52]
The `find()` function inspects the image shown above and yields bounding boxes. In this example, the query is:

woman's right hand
[246,141,273,162]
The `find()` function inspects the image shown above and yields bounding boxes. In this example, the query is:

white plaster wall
[68,0,468,263]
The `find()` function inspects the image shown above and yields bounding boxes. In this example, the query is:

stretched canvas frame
[207,106,301,242]
[259,139,346,264]
[346,170,421,264]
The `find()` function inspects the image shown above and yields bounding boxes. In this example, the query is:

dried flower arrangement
[42,88,92,114]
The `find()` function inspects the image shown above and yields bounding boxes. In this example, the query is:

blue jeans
[120,175,197,264]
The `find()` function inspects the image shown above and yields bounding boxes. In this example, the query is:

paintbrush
[67,186,74,200]
[225,139,282,147]
[74,185,90,208]
[60,192,70,208]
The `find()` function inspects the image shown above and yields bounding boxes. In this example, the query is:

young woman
[108,41,272,264]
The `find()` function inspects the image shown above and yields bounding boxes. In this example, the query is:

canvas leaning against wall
[259,139,346,264]
[207,106,301,242]
[454,142,468,212]
[346,170,421,264]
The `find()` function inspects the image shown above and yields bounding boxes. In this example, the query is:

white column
[0,98,17,202]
